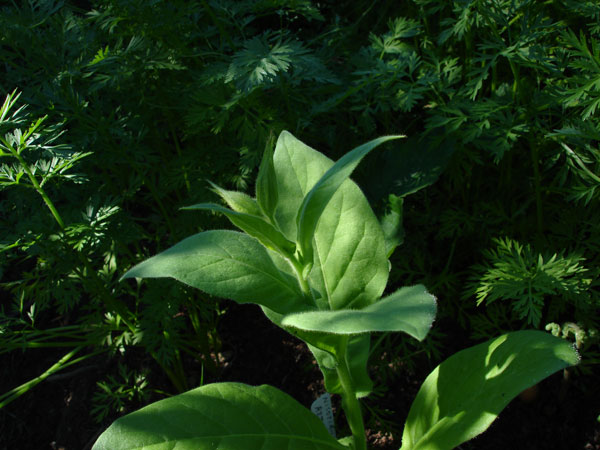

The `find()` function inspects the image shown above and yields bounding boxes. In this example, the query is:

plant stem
[10,148,66,229]
[336,337,367,450]
[288,256,313,299]
[0,346,84,408]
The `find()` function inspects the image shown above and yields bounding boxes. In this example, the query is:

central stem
[336,337,367,450]
[289,256,312,300]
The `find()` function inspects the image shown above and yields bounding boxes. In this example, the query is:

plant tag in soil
[310,392,336,438]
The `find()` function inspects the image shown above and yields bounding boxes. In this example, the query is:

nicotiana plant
[94,131,579,450]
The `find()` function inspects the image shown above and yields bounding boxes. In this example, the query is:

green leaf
[256,132,278,221]
[272,131,332,240]
[182,203,295,256]
[208,181,262,216]
[380,194,404,258]
[272,131,389,311]
[122,230,307,315]
[281,285,436,341]
[295,134,403,264]
[400,330,580,450]
[92,383,347,450]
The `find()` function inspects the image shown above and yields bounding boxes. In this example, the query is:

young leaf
[208,180,262,216]
[256,132,278,221]
[182,203,296,256]
[92,383,347,450]
[295,134,403,264]
[272,131,332,240]
[272,131,389,310]
[122,230,307,315]
[400,330,580,450]
[281,285,436,341]
[380,194,405,258]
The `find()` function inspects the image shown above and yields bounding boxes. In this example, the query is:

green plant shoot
[94,131,579,450]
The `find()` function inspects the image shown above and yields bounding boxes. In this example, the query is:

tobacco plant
[94,131,578,450]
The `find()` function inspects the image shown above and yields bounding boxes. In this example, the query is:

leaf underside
[281,285,437,341]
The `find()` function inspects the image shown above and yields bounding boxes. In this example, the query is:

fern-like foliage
[465,237,593,327]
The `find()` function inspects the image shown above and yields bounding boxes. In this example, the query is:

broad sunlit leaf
[400,330,580,450]
[122,230,306,315]
[93,383,347,450]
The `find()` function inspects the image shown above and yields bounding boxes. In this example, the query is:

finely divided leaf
[122,230,306,315]
[92,383,347,450]
[182,203,295,256]
[281,285,436,341]
[295,134,403,263]
[400,330,580,450]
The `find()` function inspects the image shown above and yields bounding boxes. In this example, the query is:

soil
[1,302,599,450]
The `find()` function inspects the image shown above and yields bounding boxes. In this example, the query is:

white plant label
[310,392,336,438]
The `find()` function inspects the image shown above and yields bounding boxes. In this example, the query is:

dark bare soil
[1,303,599,450]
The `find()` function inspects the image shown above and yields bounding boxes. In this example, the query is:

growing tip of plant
[203,179,262,216]
[256,130,278,222]
[295,134,405,268]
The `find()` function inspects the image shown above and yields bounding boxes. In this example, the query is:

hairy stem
[336,337,367,450]
[288,256,313,301]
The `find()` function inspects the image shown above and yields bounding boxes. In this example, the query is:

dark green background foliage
[1,0,598,446]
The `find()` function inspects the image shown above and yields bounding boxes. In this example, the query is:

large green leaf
[122,230,307,315]
[272,131,389,310]
[400,330,580,450]
[93,383,347,450]
[295,134,403,264]
[281,285,436,341]
[182,203,295,256]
